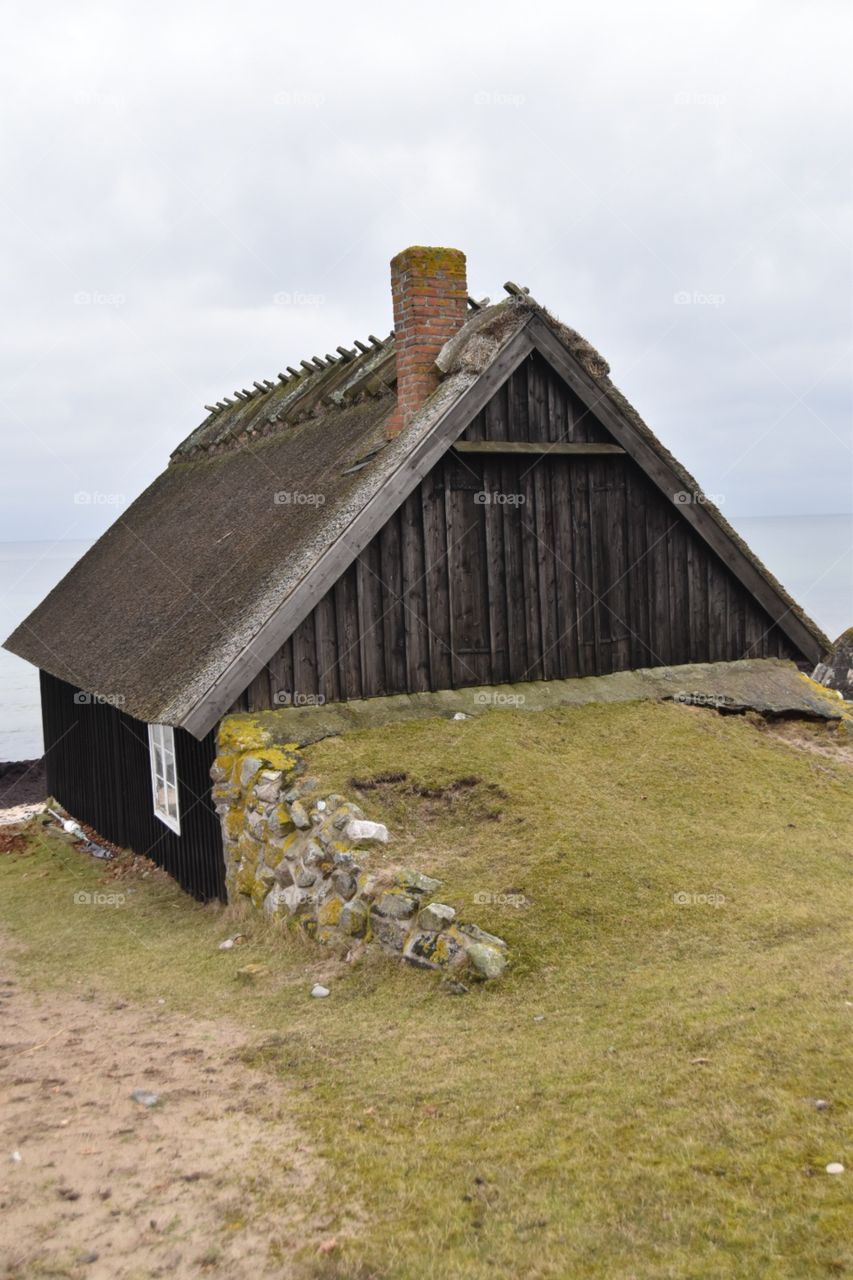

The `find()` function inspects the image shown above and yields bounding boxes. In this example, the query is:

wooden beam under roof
[452,441,625,455]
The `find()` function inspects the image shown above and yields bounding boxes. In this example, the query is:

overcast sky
[1,0,851,546]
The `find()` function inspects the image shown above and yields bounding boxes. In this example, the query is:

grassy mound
[2,700,851,1278]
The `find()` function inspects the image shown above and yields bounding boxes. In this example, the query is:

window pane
[149,723,181,834]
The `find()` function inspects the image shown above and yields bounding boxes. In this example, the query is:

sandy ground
[0,959,325,1279]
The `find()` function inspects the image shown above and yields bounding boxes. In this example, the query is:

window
[148,723,181,834]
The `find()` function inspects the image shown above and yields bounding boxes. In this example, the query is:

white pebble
[826,1162,845,1175]
[10,1150,22,1164]
[311,984,330,999]
[345,819,389,844]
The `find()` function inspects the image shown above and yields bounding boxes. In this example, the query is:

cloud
[0,0,850,547]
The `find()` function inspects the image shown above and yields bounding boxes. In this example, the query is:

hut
[4,246,829,899]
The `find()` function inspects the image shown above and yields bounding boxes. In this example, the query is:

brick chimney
[386,245,468,439]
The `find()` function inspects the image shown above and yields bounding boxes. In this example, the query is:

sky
[0,0,851,546]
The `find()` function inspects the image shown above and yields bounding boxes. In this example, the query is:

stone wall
[210,714,508,981]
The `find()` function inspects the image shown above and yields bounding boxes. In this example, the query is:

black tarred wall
[40,670,224,901]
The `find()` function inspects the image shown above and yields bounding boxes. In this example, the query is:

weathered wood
[333,569,361,699]
[533,463,560,679]
[356,540,386,697]
[400,491,431,693]
[313,591,340,704]
[529,316,822,664]
[185,325,823,735]
[445,454,491,686]
[570,458,595,677]
[421,465,453,691]
[453,441,625,455]
[482,456,510,683]
[379,511,407,693]
[606,464,631,671]
[549,458,579,678]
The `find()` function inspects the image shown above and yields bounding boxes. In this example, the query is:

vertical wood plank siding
[40,671,224,901]
[231,352,800,712]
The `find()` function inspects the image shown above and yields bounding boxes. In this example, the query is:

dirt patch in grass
[350,770,508,826]
[752,715,853,766]
[0,832,30,855]
[0,948,330,1279]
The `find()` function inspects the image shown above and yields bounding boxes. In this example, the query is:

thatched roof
[5,291,830,736]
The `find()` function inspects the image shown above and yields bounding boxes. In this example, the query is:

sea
[1,517,851,760]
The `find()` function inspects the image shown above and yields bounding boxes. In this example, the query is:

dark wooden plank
[266,637,294,708]
[356,539,386,697]
[519,457,544,679]
[333,567,362,700]
[400,488,431,693]
[526,353,551,442]
[533,461,560,678]
[667,522,691,666]
[245,665,271,712]
[687,537,709,663]
[606,460,631,671]
[549,458,579,678]
[624,466,653,669]
[444,454,491,687]
[486,380,510,442]
[508,356,531,441]
[453,441,625,455]
[313,591,340,705]
[726,576,746,661]
[587,459,612,673]
[378,510,407,692]
[291,614,319,699]
[482,456,510,683]
[707,554,728,662]
[570,458,596,677]
[421,465,453,690]
[501,455,529,681]
[645,491,673,667]
[744,597,769,659]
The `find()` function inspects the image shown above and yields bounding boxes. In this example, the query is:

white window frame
[147,723,181,834]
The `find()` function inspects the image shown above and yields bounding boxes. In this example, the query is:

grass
[2,700,852,1278]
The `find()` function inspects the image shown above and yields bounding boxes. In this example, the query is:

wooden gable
[232,350,799,714]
